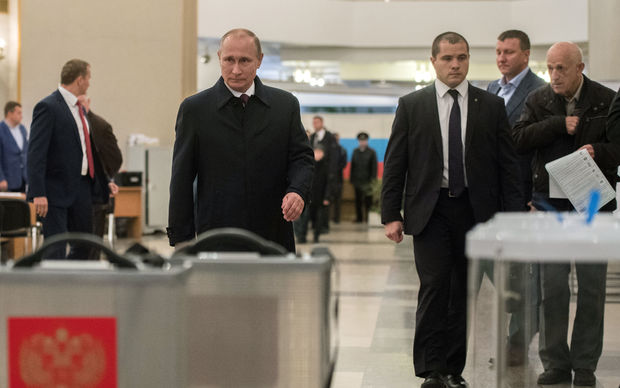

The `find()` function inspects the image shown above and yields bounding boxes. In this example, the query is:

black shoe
[573,369,596,386]
[444,374,468,388]
[421,372,446,388]
[537,369,571,385]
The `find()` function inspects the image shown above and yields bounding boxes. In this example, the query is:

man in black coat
[168,29,314,252]
[381,32,522,388]
[513,42,620,386]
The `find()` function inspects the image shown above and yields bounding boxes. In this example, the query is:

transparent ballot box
[0,236,189,388]
[466,212,620,387]
[172,248,337,388]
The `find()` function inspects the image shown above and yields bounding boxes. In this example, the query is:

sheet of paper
[545,149,615,213]
[548,175,567,199]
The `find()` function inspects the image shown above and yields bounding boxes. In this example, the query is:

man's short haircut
[497,30,531,51]
[313,115,324,122]
[431,32,469,57]
[4,101,21,117]
[60,59,90,85]
[220,28,262,58]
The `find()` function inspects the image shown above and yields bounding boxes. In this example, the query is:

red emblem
[8,317,117,388]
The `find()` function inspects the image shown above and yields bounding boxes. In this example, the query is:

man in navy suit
[486,30,546,366]
[0,101,28,192]
[28,59,107,259]
[382,32,522,388]
[168,29,314,252]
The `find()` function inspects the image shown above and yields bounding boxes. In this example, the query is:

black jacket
[513,76,620,196]
[350,147,377,189]
[168,77,314,251]
[381,83,522,235]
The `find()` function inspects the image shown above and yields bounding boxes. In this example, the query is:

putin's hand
[33,196,48,218]
[385,220,404,243]
[282,192,304,222]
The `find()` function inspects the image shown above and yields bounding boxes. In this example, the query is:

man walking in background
[0,101,28,192]
[28,59,108,259]
[350,131,377,223]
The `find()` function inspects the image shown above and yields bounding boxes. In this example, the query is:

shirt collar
[435,78,468,99]
[58,85,79,107]
[3,119,18,130]
[499,66,530,89]
[565,76,584,103]
[224,81,255,98]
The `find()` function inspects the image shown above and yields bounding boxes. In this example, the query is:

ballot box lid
[466,212,620,262]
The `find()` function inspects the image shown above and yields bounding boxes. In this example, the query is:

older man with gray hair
[513,42,620,386]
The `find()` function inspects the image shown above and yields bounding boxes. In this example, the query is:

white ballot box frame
[466,212,620,387]
[171,252,337,388]
[0,264,190,388]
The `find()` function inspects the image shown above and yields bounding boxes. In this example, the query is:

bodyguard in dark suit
[27,59,106,259]
[513,42,619,387]
[168,29,314,252]
[486,30,546,366]
[381,32,522,388]
[0,101,28,192]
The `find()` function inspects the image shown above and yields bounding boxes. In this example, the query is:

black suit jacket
[27,90,105,207]
[168,77,314,251]
[381,83,522,235]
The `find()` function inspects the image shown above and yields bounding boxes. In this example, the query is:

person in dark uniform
[350,132,377,223]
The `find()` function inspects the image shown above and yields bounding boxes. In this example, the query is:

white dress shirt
[224,81,255,99]
[58,85,90,176]
[435,79,469,188]
[5,121,25,150]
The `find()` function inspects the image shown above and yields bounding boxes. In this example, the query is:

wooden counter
[114,186,143,239]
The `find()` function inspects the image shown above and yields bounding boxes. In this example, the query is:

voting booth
[172,228,338,388]
[466,212,620,387]
[0,234,189,388]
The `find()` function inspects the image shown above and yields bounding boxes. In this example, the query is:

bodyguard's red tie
[77,102,95,179]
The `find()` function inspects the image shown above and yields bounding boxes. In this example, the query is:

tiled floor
[119,221,620,388]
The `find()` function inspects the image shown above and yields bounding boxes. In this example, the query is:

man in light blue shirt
[487,30,546,367]
[0,101,28,192]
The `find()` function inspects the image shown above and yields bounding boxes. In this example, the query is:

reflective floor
[121,221,620,388]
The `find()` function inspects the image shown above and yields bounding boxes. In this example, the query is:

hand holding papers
[545,149,615,214]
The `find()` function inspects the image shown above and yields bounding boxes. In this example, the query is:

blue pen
[585,190,600,225]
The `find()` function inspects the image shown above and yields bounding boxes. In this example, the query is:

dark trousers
[539,262,607,371]
[331,183,343,223]
[533,193,607,372]
[41,176,93,260]
[354,186,372,222]
[87,200,113,260]
[412,189,475,377]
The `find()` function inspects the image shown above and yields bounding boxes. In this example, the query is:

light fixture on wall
[0,38,6,60]
[200,50,211,64]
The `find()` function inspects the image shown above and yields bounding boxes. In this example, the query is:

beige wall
[589,0,620,81]
[20,0,197,154]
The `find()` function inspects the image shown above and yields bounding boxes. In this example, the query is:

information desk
[466,212,620,387]
[113,186,142,239]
